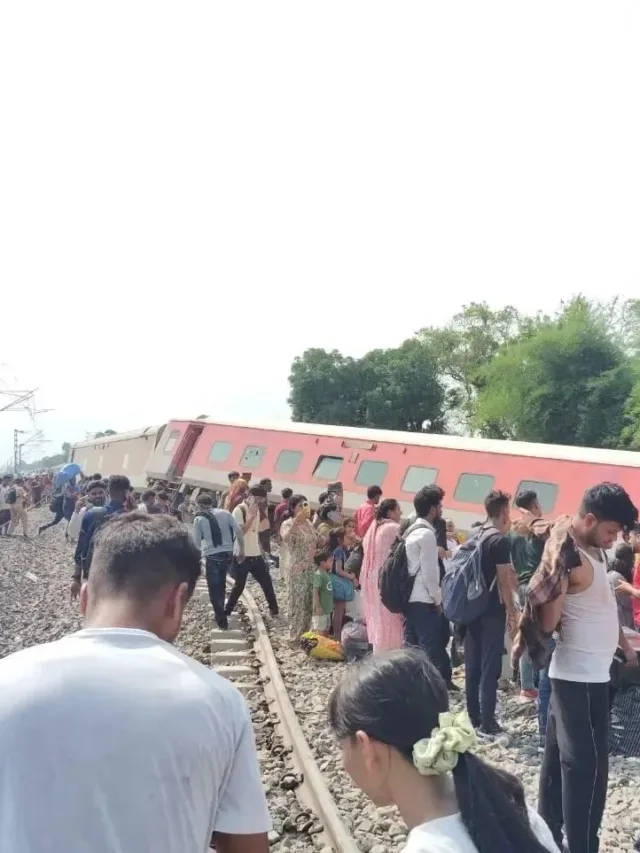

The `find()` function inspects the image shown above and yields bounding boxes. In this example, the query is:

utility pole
[14,429,26,473]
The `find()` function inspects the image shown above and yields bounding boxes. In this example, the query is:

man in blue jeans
[404,485,454,688]
[465,490,519,737]
[193,493,244,630]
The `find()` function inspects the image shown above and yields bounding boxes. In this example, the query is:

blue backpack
[441,526,498,625]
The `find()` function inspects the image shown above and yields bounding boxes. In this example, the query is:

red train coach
[145,418,640,529]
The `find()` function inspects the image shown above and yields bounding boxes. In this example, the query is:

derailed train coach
[141,417,640,529]
[69,426,166,490]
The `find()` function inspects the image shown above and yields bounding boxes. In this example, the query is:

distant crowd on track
[1,465,640,853]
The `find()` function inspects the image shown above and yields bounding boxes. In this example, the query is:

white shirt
[406,520,441,605]
[549,548,619,683]
[137,502,148,512]
[404,807,559,852]
[444,537,459,574]
[0,628,271,853]
[0,485,8,511]
[66,506,86,541]
[233,502,261,557]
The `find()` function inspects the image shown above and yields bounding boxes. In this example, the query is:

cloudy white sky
[1,1,639,466]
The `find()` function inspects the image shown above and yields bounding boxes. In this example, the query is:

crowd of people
[1,463,640,852]
[190,472,640,853]
[0,472,52,536]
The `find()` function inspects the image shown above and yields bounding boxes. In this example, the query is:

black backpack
[81,508,112,573]
[5,488,17,505]
[50,491,63,514]
[378,521,426,614]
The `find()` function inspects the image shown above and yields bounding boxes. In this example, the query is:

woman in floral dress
[360,498,405,652]
[280,494,318,642]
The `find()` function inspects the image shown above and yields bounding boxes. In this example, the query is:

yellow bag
[300,632,345,662]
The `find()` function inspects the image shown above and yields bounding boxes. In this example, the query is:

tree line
[20,430,117,473]
[288,296,640,451]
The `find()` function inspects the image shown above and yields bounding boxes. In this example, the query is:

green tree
[288,341,447,432]
[22,442,70,472]
[418,302,526,431]
[473,299,634,448]
[358,339,446,432]
[288,349,364,425]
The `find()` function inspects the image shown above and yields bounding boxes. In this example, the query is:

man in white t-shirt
[537,483,638,853]
[225,485,279,618]
[0,512,271,853]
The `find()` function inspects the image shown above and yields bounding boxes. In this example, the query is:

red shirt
[354,499,376,538]
[633,556,640,628]
[274,500,289,535]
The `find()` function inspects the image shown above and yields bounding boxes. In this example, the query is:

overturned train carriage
[69,426,166,490]
[142,418,640,528]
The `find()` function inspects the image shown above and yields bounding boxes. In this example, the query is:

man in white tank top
[537,483,638,853]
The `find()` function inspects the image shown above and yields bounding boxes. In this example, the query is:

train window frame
[208,440,233,464]
[313,455,344,481]
[516,480,559,514]
[401,465,439,494]
[239,445,267,469]
[355,459,389,488]
[164,430,180,454]
[454,473,496,505]
[275,449,303,475]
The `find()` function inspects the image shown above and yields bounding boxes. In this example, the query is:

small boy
[312,549,334,635]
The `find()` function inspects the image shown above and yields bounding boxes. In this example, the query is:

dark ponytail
[375,498,399,522]
[329,649,549,853]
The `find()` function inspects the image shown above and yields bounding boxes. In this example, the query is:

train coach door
[167,423,204,481]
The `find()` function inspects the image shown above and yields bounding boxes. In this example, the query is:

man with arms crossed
[0,513,270,853]
[538,483,638,853]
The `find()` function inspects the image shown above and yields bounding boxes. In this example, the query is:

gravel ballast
[0,513,319,852]
[250,574,640,853]
[3,515,639,852]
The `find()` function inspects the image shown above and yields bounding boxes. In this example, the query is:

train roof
[167,417,640,469]
[71,425,161,449]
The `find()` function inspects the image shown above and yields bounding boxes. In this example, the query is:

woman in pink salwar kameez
[360,498,405,652]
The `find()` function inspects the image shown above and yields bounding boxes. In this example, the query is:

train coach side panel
[71,427,164,489]
[179,420,640,527]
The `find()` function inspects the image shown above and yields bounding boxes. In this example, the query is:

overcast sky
[1,1,639,467]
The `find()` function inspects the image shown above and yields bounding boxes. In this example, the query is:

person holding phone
[225,486,279,619]
[280,495,318,643]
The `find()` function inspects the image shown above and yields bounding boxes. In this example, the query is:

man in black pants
[226,485,279,617]
[192,493,244,630]
[538,483,638,853]
[465,490,519,738]
[404,486,453,685]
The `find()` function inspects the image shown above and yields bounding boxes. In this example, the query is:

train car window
[355,460,389,488]
[516,480,558,513]
[240,445,266,469]
[454,473,495,504]
[209,441,233,464]
[164,430,180,454]
[401,466,438,493]
[275,449,303,475]
[313,455,343,480]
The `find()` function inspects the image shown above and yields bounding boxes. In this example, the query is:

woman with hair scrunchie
[329,648,559,853]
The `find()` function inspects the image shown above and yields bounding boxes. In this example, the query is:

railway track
[195,578,359,853]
